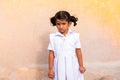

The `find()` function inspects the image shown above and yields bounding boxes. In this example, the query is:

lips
[59,29,64,33]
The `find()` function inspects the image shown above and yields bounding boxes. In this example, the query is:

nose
[59,24,63,28]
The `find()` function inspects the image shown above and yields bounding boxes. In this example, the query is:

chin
[59,30,64,33]
[60,31,64,34]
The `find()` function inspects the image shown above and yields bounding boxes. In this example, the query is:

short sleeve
[48,34,54,51]
[75,33,81,48]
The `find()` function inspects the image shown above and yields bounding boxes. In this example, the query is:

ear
[68,22,72,26]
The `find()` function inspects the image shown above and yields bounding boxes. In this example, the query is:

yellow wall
[0,0,120,76]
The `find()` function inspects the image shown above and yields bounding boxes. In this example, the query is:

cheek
[56,26,62,30]
[56,26,60,29]
[65,24,69,29]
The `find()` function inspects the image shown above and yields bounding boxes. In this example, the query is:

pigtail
[70,16,78,26]
[50,16,56,26]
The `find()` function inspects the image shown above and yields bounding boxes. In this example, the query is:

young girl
[48,10,86,80]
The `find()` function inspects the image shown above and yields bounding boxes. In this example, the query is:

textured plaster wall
[0,0,120,80]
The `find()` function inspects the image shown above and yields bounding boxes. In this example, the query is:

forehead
[56,19,68,23]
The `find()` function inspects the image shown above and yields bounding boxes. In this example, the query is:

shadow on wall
[6,33,50,80]
[36,32,49,64]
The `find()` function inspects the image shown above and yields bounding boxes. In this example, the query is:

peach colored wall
[0,0,120,69]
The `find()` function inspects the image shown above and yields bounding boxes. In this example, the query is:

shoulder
[49,32,56,36]
[71,32,80,41]
[72,32,80,37]
[49,32,56,39]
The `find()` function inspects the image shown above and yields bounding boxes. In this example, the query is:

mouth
[59,29,64,32]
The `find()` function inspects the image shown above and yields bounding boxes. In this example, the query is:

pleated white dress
[48,29,84,80]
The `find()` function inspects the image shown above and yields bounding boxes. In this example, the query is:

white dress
[48,29,84,80]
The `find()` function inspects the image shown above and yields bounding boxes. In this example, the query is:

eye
[62,23,66,25]
[56,23,60,25]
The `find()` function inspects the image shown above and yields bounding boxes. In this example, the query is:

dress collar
[55,29,73,37]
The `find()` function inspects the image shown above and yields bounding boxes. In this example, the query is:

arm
[49,50,54,70]
[76,48,86,73]
[48,50,54,78]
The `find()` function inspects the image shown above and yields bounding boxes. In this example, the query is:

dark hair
[50,11,78,26]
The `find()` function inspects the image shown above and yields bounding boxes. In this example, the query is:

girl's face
[56,19,71,35]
